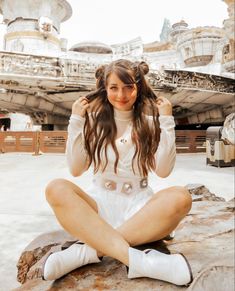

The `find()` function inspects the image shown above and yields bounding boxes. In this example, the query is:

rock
[186,184,226,201]
[14,191,234,291]
[188,263,234,291]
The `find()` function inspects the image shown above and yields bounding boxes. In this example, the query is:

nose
[117,88,126,100]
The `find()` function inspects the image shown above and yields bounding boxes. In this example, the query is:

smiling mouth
[117,100,129,104]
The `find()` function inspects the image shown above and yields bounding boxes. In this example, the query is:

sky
[0,0,229,49]
[60,0,228,48]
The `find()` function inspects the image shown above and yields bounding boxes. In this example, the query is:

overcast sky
[60,0,228,48]
[0,0,229,50]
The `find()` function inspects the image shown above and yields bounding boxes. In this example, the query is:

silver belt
[95,177,148,194]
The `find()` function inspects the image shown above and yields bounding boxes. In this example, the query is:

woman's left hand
[156,96,172,116]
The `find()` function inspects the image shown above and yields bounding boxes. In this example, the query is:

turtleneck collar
[114,108,133,121]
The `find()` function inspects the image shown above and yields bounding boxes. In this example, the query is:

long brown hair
[84,59,160,177]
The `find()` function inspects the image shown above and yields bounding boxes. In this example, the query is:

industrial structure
[0,0,234,130]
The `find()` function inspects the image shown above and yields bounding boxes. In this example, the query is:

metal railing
[0,131,67,154]
[175,130,206,153]
[0,130,206,154]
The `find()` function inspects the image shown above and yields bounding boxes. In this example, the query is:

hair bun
[139,61,149,75]
[95,65,106,79]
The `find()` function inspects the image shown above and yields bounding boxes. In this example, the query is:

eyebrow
[109,83,134,86]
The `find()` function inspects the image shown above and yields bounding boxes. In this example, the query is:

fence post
[0,132,4,153]
[189,131,196,152]
[33,131,41,156]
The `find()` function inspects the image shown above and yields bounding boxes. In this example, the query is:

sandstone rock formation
[14,185,234,291]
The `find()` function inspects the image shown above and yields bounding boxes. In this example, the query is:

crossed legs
[45,178,192,266]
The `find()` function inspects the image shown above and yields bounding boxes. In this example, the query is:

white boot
[43,242,101,281]
[128,247,193,286]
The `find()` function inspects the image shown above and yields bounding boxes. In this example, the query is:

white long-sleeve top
[66,108,176,179]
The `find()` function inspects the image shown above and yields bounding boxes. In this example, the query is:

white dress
[66,108,176,228]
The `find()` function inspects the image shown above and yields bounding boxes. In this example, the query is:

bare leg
[47,181,191,252]
[46,179,129,265]
[45,181,192,285]
[117,186,192,246]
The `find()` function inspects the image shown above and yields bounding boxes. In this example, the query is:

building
[0,0,234,130]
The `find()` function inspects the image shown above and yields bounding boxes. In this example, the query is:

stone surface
[14,185,235,291]
[186,183,226,201]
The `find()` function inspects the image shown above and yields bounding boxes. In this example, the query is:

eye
[126,85,134,89]
[110,86,117,91]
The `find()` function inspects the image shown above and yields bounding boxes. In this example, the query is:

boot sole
[179,253,194,286]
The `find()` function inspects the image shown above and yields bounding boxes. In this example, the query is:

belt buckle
[140,178,148,188]
[104,180,116,191]
[121,182,133,194]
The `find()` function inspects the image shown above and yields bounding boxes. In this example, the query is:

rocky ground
[14,185,234,291]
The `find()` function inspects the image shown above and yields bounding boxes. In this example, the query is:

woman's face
[106,72,137,111]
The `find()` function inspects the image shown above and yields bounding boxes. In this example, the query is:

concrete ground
[0,152,234,291]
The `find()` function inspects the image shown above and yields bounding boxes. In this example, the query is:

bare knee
[170,186,192,215]
[45,178,70,206]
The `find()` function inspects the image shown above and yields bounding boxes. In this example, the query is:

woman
[44,59,193,285]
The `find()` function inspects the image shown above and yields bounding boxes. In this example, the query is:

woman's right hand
[72,96,90,117]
